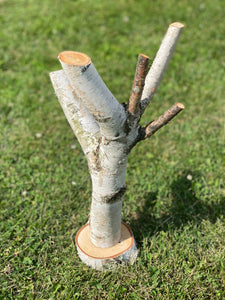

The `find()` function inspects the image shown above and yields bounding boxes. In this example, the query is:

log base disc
[76,222,138,270]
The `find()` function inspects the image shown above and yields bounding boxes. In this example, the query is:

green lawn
[0,0,224,299]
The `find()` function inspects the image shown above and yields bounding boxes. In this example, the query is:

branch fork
[50,22,185,270]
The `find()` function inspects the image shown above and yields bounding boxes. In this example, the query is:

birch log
[57,52,128,248]
[50,22,185,270]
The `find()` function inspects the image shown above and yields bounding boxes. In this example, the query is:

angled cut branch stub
[144,102,185,138]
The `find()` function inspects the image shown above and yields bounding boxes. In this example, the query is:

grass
[0,0,224,299]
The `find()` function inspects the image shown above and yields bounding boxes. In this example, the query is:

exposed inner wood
[59,51,91,66]
[175,102,185,109]
[76,222,134,259]
[170,22,185,28]
[139,53,149,59]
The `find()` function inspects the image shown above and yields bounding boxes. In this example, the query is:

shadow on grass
[129,171,225,245]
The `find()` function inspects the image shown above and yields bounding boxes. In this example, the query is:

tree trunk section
[49,22,185,270]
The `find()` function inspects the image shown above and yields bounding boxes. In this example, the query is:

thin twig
[128,53,149,116]
[145,102,184,138]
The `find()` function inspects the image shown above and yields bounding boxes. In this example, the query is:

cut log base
[76,222,138,271]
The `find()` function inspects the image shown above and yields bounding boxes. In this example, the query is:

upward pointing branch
[141,22,184,113]
[59,51,127,139]
[128,54,149,117]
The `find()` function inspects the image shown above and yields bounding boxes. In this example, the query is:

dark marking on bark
[122,102,128,110]
[94,116,111,123]
[124,102,142,137]
[126,125,146,154]
[121,101,136,138]
[102,134,127,144]
[80,63,91,73]
[101,186,126,204]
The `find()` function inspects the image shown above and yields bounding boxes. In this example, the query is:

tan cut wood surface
[59,51,91,66]
[76,223,134,259]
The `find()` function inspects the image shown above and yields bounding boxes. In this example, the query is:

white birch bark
[52,52,129,248]
[141,22,184,111]
[50,22,185,270]
[49,70,101,170]
[76,242,138,271]
[89,140,128,247]
[59,51,127,139]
